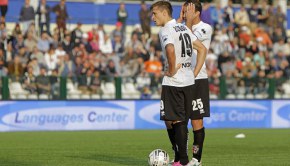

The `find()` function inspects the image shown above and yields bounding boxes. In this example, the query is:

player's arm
[192,40,206,77]
[164,44,180,77]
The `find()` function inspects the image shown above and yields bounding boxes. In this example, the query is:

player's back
[159,19,196,87]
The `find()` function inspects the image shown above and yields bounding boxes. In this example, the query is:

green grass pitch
[0,129,289,166]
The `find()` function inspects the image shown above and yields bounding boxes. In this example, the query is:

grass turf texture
[0,129,289,166]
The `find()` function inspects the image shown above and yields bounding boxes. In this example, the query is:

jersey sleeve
[159,28,174,47]
[193,25,212,42]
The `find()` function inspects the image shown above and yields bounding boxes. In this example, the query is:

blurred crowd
[0,0,289,98]
[202,0,290,96]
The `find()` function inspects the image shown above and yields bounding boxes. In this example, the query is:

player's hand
[177,4,185,23]
[165,63,181,77]
[186,3,195,24]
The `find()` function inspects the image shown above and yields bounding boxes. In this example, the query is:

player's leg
[189,79,210,165]
[161,86,189,165]
[165,121,180,163]
[191,119,205,163]
[172,121,188,165]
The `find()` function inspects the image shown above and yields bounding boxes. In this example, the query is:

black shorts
[160,84,194,121]
[190,79,210,120]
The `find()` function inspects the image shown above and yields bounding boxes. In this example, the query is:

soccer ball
[148,149,170,166]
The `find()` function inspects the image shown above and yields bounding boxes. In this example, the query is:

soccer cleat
[172,161,182,166]
[186,158,202,166]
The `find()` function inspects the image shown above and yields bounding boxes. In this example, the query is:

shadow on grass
[67,153,145,165]
[0,159,40,166]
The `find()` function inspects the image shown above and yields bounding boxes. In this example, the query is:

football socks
[192,127,205,162]
[167,128,180,162]
[173,122,189,165]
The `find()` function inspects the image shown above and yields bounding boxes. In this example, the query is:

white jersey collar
[192,21,203,30]
[164,19,176,27]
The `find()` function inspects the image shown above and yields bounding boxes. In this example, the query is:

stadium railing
[1,75,289,100]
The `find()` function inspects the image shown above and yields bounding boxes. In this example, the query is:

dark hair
[150,1,173,17]
[185,0,202,16]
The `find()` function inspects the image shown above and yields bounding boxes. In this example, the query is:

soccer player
[150,1,207,166]
[178,1,213,165]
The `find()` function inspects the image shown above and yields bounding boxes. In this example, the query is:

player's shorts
[160,84,194,121]
[190,78,210,120]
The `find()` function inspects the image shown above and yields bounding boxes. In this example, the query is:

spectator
[36,67,51,94]
[22,66,37,93]
[201,2,213,26]
[131,24,143,41]
[89,70,102,94]
[71,22,83,46]
[257,0,269,29]
[36,0,51,35]
[273,38,287,55]
[144,55,162,75]
[59,54,75,77]
[236,79,246,95]
[0,0,8,22]
[87,26,98,42]
[111,22,123,43]
[254,27,272,47]
[50,69,59,99]
[12,23,22,37]
[8,56,24,81]
[62,34,73,55]
[125,33,142,51]
[140,86,151,99]
[149,72,162,94]
[112,33,124,57]
[117,2,128,38]
[254,51,266,68]
[37,32,52,53]
[99,34,113,55]
[30,46,45,65]
[97,24,106,45]
[274,6,287,37]
[81,33,93,53]
[90,35,99,52]
[18,47,29,69]
[223,0,235,27]
[211,3,224,29]
[105,59,118,81]
[234,4,250,27]
[24,32,37,53]
[52,0,69,38]
[28,57,40,76]
[139,1,151,38]
[55,43,66,61]
[0,21,6,37]
[19,0,35,34]
[248,2,258,22]
[239,26,251,45]
[78,69,93,94]
[44,47,57,75]
[272,27,284,43]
